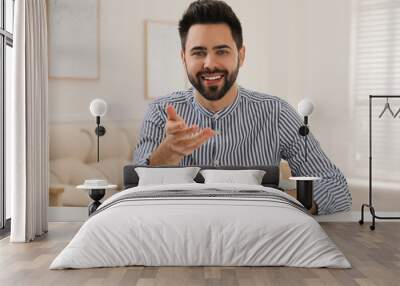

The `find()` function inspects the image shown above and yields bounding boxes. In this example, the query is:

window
[1,0,14,233]
[352,0,400,183]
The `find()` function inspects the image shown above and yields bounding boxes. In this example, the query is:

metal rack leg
[359,203,376,230]
[359,204,366,225]
[370,206,376,231]
[360,202,400,230]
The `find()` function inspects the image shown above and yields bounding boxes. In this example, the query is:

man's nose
[203,54,217,70]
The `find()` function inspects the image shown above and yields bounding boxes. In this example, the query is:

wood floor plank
[1,222,400,286]
[136,278,156,286]
[204,267,221,279]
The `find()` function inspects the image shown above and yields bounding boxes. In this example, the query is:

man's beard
[186,61,240,101]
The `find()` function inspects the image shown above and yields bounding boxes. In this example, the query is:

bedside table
[77,180,117,215]
[289,176,320,210]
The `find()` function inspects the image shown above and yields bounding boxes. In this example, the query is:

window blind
[352,0,400,182]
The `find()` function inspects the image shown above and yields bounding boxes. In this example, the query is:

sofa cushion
[50,158,106,186]
[88,158,131,188]
[50,125,92,161]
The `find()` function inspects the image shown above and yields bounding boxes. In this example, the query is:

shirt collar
[189,86,242,119]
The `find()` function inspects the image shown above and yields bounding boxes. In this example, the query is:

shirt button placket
[212,114,219,166]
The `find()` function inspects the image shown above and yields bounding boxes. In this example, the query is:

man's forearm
[148,142,182,166]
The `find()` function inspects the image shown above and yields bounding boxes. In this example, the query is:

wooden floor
[0,222,399,286]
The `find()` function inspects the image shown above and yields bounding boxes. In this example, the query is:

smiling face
[181,23,245,101]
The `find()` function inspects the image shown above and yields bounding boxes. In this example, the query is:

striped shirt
[134,86,351,215]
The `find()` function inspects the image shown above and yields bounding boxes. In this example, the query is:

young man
[134,0,351,215]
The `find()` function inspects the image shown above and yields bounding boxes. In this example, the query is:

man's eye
[192,51,206,56]
[216,50,229,55]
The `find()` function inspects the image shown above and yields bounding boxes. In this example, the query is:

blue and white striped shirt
[134,86,351,214]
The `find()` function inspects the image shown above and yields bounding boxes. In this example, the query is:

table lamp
[89,99,107,162]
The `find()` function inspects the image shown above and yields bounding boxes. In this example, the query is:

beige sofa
[49,121,139,207]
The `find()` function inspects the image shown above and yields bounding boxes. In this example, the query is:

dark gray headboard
[123,165,280,190]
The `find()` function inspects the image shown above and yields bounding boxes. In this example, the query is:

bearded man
[134,0,351,215]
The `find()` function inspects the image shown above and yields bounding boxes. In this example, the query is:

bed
[50,165,350,269]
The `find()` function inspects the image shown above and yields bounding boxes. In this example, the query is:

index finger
[166,105,179,121]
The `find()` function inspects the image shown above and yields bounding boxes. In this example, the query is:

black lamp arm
[298,116,309,162]
[94,116,106,162]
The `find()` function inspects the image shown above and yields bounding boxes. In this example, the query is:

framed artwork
[48,0,99,79]
[145,20,189,99]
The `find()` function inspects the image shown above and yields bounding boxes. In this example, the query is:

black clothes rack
[359,95,400,230]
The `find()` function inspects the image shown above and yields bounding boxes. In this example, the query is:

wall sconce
[89,99,107,162]
[297,98,314,163]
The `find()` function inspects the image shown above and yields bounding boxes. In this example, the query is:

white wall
[48,0,280,122]
[260,0,353,177]
[49,0,192,123]
[50,0,385,210]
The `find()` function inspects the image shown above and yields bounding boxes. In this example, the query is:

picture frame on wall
[48,0,99,79]
[145,20,189,99]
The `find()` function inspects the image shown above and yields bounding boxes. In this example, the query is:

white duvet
[50,183,351,269]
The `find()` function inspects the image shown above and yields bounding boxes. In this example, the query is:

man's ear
[181,50,188,72]
[239,45,245,67]
[180,49,185,63]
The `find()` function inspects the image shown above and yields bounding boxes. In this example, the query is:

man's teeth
[203,75,223,80]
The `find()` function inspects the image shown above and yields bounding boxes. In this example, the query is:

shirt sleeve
[133,102,166,165]
[278,99,352,215]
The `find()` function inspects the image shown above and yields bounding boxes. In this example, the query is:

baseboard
[48,207,88,222]
[316,211,400,222]
[48,207,400,223]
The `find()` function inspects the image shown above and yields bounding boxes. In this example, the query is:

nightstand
[289,176,320,210]
[77,180,117,215]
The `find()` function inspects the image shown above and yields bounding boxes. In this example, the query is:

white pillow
[135,167,201,186]
[200,169,266,185]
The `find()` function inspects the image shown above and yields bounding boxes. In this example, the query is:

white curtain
[8,0,49,242]
[351,0,400,183]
